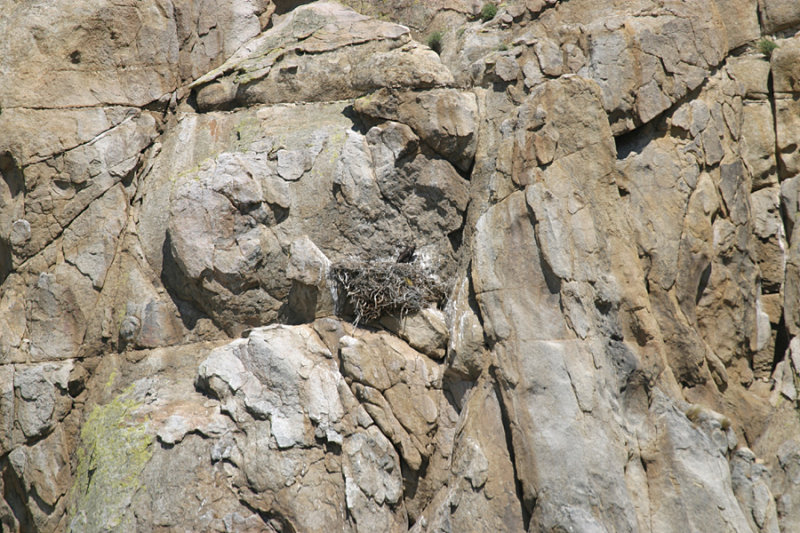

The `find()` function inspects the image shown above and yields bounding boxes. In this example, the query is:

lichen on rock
[67,384,153,533]
[5,0,800,531]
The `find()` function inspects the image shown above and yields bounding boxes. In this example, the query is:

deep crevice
[1,458,34,533]
[696,263,712,304]
[0,152,24,284]
[767,69,787,184]
[756,1,766,33]
[401,456,428,527]
[772,315,790,372]
[240,497,297,533]
[159,233,217,333]
[613,60,725,160]
[184,88,200,113]
[448,213,467,253]
[489,373,532,530]
[614,122,656,160]
[272,0,315,16]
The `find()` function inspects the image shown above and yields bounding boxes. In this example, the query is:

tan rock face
[191,2,454,110]
[0,0,270,108]
[5,0,800,532]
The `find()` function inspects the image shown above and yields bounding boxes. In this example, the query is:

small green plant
[498,43,509,52]
[481,3,498,21]
[456,27,466,39]
[757,38,779,58]
[427,31,444,55]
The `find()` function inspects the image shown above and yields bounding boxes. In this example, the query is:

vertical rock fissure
[772,316,790,373]
[1,460,34,532]
[767,69,785,181]
[490,374,532,529]
[0,152,24,284]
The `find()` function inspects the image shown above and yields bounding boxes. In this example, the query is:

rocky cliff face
[2,0,800,531]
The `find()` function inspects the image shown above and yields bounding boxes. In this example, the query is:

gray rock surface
[4,0,800,532]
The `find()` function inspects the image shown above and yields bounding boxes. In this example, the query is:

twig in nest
[330,260,447,326]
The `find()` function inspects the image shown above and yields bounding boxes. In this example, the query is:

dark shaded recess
[457,154,475,182]
[267,202,289,225]
[239,498,297,533]
[341,104,363,128]
[606,339,642,392]
[463,260,491,353]
[341,103,373,136]
[272,0,314,16]
[0,239,10,287]
[448,213,467,253]
[696,263,712,304]
[159,233,212,331]
[120,149,143,189]
[772,315,790,373]
[142,96,173,115]
[0,152,24,285]
[29,489,54,517]
[536,236,561,296]
[2,458,34,533]
[489,374,532,530]
[522,197,562,295]
[768,70,791,181]
[284,280,319,324]
[184,87,200,113]
[400,457,428,528]
[614,122,655,160]
[597,307,624,342]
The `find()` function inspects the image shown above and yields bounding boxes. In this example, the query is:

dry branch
[330,260,447,325]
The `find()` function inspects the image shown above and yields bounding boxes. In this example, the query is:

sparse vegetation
[481,3,498,21]
[757,38,779,59]
[331,260,447,325]
[427,31,444,55]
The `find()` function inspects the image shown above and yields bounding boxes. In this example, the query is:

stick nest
[331,260,447,324]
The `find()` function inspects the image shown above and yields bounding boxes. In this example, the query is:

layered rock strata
[3,1,800,532]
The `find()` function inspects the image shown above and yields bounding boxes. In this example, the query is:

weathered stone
[14,362,72,441]
[0,0,269,108]
[740,102,777,188]
[5,0,800,531]
[191,2,453,110]
[583,0,727,132]
[150,102,466,335]
[773,440,800,532]
[412,380,525,532]
[286,235,335,322]
[713,0,760,49]
[775,97,800,179]
[197,325,410,531]
[381,307,449,359]
[354,88,479,171]
[0,365,14,453]
[445,274,486,379]
[759,0,800,33]
[731,447,781,533]
[62,184,127,289]
[27,268,94,362]
[0,275,27,363]
[642,395,752,532]
[3,111,157,265]
[751,187,786,293]
[728,56,771,99]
